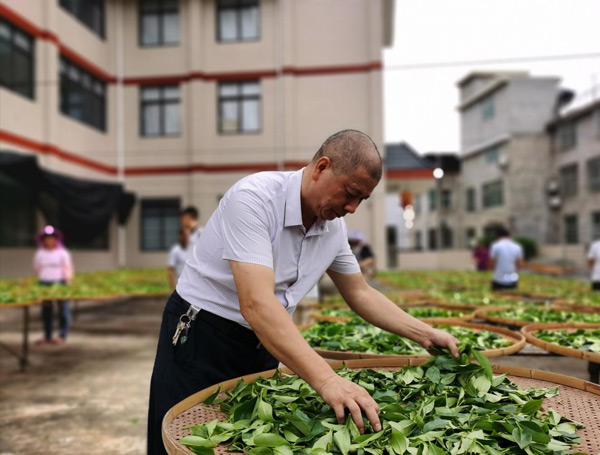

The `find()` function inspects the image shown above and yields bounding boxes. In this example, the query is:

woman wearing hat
[33,226,74,345]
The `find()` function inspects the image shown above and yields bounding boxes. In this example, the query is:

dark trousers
[39,281,71,340]
[147,291,279,455]
[491,280,517,291]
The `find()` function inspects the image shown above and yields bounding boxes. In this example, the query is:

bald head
[311,130,383,181]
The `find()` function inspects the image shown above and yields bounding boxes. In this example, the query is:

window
[414,231,422,250]
[60,56,106,131]
[141,85,180,136]
[484,146,499,164]
[587,157,600,192]
[428,188,437,211]
[465,187,476,212]
[465,228,476,247]
[414,194,421,214]
[559,164,578,198]
[0,173,36,247]
[481,96,494,121]
[218,81,260,134]
[482,180,503,208]
[0,18,34,99]
[440,189,452,210]
[441,225,453,249]
[592,212,600,241]
[139,0,179,46]
[217,0,259,42]
[563,214,578,244]
[428,228,438,250]
[558,122,576,151]
[60,0,105,38]
[140,199,180,251]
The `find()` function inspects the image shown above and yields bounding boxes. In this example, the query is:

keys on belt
[172,305,199,346]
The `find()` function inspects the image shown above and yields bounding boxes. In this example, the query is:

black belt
[182,299,264,349]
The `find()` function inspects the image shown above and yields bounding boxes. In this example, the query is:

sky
[383,0,600,153]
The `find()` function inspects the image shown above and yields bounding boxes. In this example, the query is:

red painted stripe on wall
[0,130,309,176]
[385,169,434,179]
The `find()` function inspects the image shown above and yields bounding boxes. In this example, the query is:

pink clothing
[34,248,73,282]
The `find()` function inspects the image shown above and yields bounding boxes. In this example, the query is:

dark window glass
[484,145,499,164]
[415,231,422,250]
[428,188,437,211]
[218,81,260,134]
[140,199,180,251]
[481,96,494,121]
[0,18,34,99]
[563,214,578,244]
[59,0,105,38]
[139,0,179,46]
[141,85,180,136]
[60,56,106,131]
[428,228,438,250]
[0,172,36,247]
[482,180,503,208]
[465,228,476,247]
[217,0,259,42]
[559,163,578,198]
[558,122,576,151]
[441,225,453,249]
[592,211,600,242]
[440,189,452,210]
[466,187,476,212]
[587,157,600,192]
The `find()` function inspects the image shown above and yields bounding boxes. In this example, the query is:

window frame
[558,122,577,151]
[140,198,181,252]
[465,187,476,212]
[428,188,437,212]
[587,157,600,193]
[481,96,495,121]
[59,56,107,132]
[140,85,181,137]
[216,0,260,43]
[482,180,504,209]
[0,18,35,100]
[217,80,261,135]
[138,0,180,47]
[559,163,579,198]
[563,214,579,244]
[59,0,105,39]
[591,211,600,242]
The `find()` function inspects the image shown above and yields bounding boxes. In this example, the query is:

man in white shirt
[180,206,203,246]
[166,228,192,290]
[489,227,524,290]
[588,239,600,291]
[147,130,459,455]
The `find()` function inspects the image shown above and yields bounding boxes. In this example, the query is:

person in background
[180,206,203,246]
[489,227,524,290]
[167,227,192,290]
[587,239,600,291]
[472,239,490,271]
[33,225,74,345]
[348,229,376,278]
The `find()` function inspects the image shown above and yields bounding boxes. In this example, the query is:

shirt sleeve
[62,249,74,281]
[220,188,274,268]
[490,243,498,259]
[167,246,177,267]
[327,222,361,274]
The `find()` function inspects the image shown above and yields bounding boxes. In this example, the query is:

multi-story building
[0,0,395,277]
[408,71,599,261]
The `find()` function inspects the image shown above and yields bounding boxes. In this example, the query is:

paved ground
[0,293,595,455]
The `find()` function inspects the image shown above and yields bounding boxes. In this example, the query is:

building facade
[407,71,599,258]
[0,0,394,277]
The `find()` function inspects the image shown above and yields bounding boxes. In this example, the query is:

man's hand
[421,328,460,357]
[315,374,381,434]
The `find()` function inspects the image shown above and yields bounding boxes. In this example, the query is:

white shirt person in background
[180,206,203,246]
[489,227,524,291]
[587,239,600,291]
[166,227,193,290]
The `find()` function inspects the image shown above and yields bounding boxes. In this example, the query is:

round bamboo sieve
[521,322,600,363]
[162,360,600,455]
[298,321,525,360]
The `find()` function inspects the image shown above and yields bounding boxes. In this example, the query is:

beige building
[0,0,394,277]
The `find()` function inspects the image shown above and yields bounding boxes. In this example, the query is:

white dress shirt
[177,168,360,329]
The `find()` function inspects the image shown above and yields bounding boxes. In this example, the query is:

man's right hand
[315,374,381,434]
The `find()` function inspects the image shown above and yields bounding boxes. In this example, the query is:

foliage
[181,346,583,455]
[488,307,600,324]
[535,328,600,353]
[514,237,538,260]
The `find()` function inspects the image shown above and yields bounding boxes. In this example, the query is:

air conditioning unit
[498,154,509,169]
[547,179,559,194]
[548,196,561,209]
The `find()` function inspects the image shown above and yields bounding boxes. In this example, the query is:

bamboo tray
[551,300,600,314]
[299,321,525,360]
[474,305,588,327]
[162,361,600,455]
[521,322,600,363]
[311,305,476,324]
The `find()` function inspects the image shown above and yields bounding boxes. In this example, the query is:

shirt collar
[284,168,329,236]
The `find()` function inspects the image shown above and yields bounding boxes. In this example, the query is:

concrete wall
[395,250,474,271]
